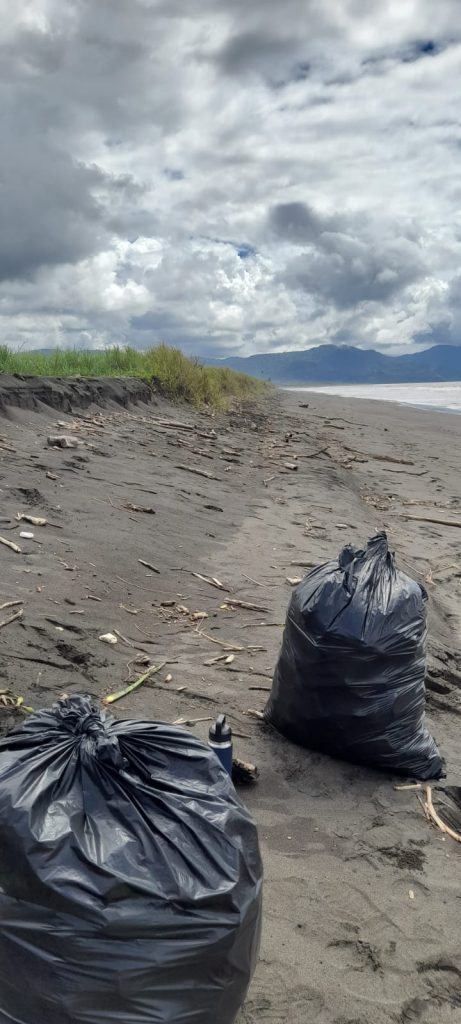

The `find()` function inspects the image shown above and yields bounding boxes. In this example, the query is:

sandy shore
[0,379,460,1023]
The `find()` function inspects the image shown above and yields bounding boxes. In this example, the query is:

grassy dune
[0,344,269,409]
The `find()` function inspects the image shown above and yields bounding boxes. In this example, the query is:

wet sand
[0,378,460,1023]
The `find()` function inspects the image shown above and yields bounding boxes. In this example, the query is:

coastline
[284,380,461,416]
[0,379,460,1021]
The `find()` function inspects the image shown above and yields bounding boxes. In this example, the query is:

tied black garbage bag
[0,696,262,1024]
[265,533,443,779]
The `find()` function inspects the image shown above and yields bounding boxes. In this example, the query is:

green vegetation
[0,344,270,409]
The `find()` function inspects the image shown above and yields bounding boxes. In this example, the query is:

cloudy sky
[2,0,461,356]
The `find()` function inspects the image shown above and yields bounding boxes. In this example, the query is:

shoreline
[284,381,461,417]
[0,380,460,1021]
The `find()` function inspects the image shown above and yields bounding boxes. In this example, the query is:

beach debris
[165,673,173,683]
[0,607,23,630]
[263,475,275,486]
[245,709,265,720]
[191,611,208,622]
[221,598,269,613]
[269,532,442,779]
[402,514,461,530]
[204,653,235,666]
[47,435,82,448]
[424,785,461,844]
[126,503,156,514]
[284,462,298,471]
[191,571,227,591]
[87,594,102,601]
[303,446,331,459]
[198,631,246,652]
[286,576,303,586]
[151,417,196,431]
[103,661,167,705]
[242,573,277,589]
[408,890,415,900]
[160,599,176,607]
[120,604,140,615]
[176,464,221,481]
[204,504,223,512]
[0,536,21,554]
[0,600,23,611]
[232,759,259,786]
[19,532,34,539]
[46,471,58,480]
[290,560,318,568]
[177,605,190,615]
[0,690,33,713]
[173,716,213,727]
[99,632,118,645]
[138,558,160,574]
[16,514,47,527]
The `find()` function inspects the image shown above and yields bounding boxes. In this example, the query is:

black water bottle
[208,715,233,776]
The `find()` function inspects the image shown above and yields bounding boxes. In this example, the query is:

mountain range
[206,344,461,385]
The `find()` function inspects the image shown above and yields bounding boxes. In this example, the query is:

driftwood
[151,418,195,431]
[0,536,21,554]
[176,464,221,481]
[191,571,227,591]
[139,559,161,574]
[16,513,47,527]
[0,600,23,611]
[232,758,259,786]
[301,447,331,459]
[425,785,461,843]
[223,598,269,613]
[0,608,23,630]
[403,514,461,529]
[284,462,298,471]
[126,503,156,514]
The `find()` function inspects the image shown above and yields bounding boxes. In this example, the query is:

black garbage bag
[0,696,262,1024]
[265,532,443,779]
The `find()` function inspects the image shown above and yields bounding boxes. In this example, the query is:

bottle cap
[209,714,232,743]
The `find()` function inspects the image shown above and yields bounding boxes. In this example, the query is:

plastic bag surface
[265,532,443,779]
[0,696,262,1024]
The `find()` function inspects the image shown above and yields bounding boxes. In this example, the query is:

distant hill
[205,344,461,385]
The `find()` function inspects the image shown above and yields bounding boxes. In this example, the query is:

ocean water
[285,381,461,414]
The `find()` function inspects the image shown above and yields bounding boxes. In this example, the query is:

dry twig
[0,536,21,554]
[0,608,23,630]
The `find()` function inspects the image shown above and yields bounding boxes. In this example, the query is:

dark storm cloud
[269,202,339,243]
[0,136,106,282]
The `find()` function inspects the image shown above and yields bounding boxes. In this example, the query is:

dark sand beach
[0,377,460,1023]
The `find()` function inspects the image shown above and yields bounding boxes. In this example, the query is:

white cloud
[1,0,461,353]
